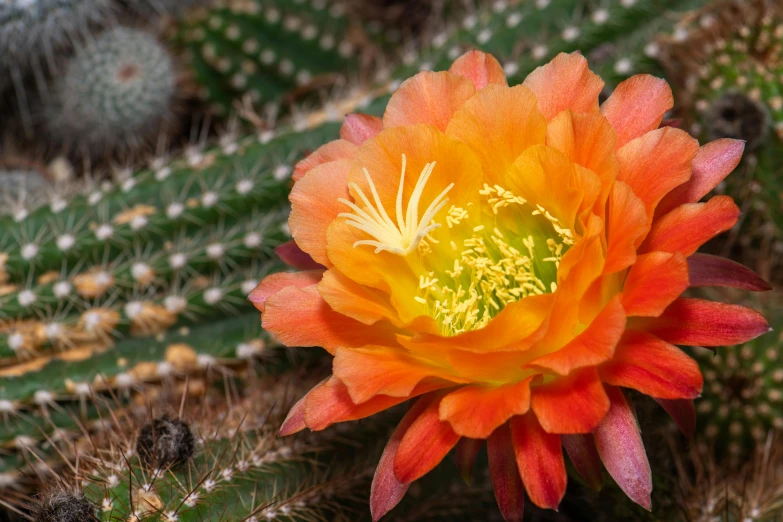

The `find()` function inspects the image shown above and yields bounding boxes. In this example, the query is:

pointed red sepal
[279,394,308,436]
[510,414,567,510]
[646,298,771,347]
[393,394,460,484]
[370,395,436,521]
[562,434,603,491]
[488,423,525,522]
[687,253,771,292]
[594,386,652,510]
[455,437,484,485]
[274,240,323,271]
[340,113,383,145]
[657,138,745,215]
[655,398,696,441]
[659,118,682,128]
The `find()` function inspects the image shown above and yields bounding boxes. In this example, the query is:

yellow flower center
[341,155,573,336]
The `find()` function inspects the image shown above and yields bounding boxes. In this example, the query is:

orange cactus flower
[251,50,771,520]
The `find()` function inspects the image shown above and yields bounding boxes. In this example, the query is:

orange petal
[371,394,436,521]
[384,71,475,131]
[639,196,739,257]
[603,181,648,274]
[303,376,418,431]
[656,138,745,216]
[325,215,421,320]
[616,127,699,219]
[598,331,703,399]
[523,52,604,119]
[449,50,507,90]
[289,158,353,267]
[340,113,384,145]
[594,386,652,510]
[248,270,323,312]
[506,144,582,231]
[528,296,625,375]
[348,123,484,223]
[638,297,770,347]
[600,74,673,149]
[488,423,526,522]
[293,139,357,182]
[621,251,689,317]
[546,110,619,214]
[399,293,555,355]
[445,84,546,185]
[333,346,459,404]
[262,285,399,355]
[394,394,460,483]
[318,268,399,326]
[510,413,567,510]
[530,368,610,434]
[439,378,534,439]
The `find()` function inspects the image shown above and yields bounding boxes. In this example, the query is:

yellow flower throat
[340,155,573,336]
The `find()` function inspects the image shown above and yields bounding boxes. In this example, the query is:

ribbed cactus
[658,0,783,283]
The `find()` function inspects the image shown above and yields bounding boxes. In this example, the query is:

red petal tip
[279,399,307,436]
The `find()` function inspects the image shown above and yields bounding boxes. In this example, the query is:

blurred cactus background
[0,0,781,521]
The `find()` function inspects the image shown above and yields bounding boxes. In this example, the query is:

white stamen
[338,155,452,256]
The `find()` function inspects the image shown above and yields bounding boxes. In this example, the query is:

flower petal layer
[274,240,322,270]
[446,84,546,185]
[656,138,744,215]
[523,52,604,119]
[394,395,460,483]
[615,127,699,219]
[598,331,702,399]
[600,74,673,149]
[456,438,483,484]
[248,270,323,312]
[528,296,625,375]
[262,285,398,354]
[561,434,603,491]
[687,253,771,291]
[640,298,770,346]
[530,368,610,434]
[639,196,739,257]
[384,71,475,131]
[655,398,696,441]
[488,423,525,522]
[289,158,353,266]
[449,50,507,90]
[603,181,648,274]
[594,386,652,510]
[340,113,383,145]
[439,378,534,439]
[510,413,566,510]
[333,346,459,403]
[621,252,689,317]
[371,394,436,521]
[293,139,357,182]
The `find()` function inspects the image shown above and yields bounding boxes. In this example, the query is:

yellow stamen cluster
[340,156,572,336]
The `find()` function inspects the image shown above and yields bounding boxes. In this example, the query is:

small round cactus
[0,0,115,99]
[43,26,180,161]
[31,489,97,522]
[136,416,196,469]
